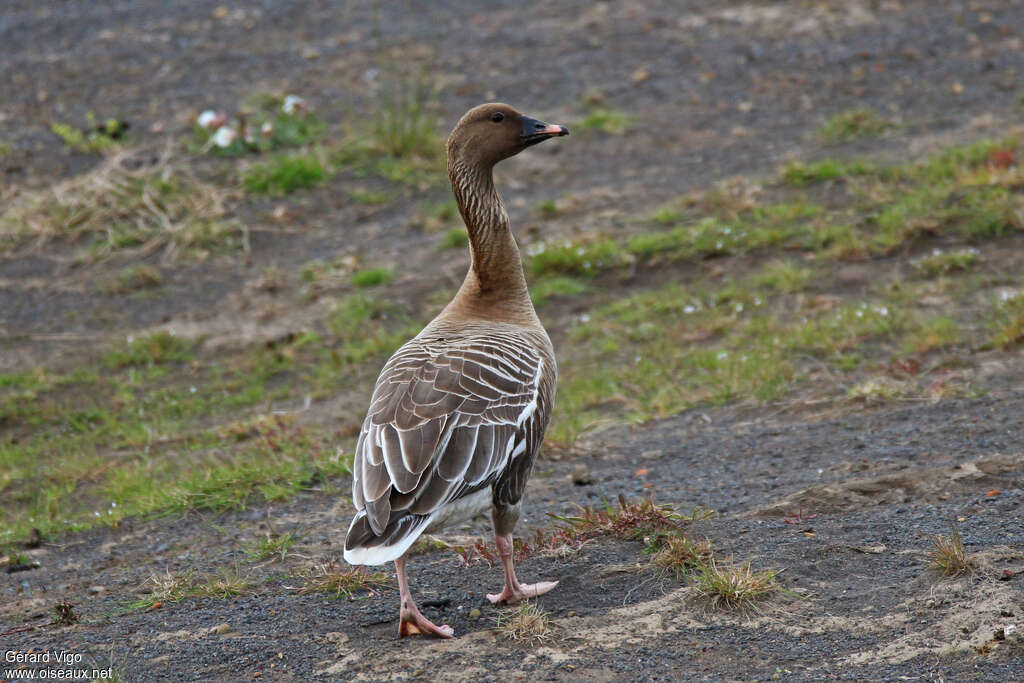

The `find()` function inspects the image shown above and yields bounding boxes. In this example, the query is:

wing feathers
[347,327,553,562]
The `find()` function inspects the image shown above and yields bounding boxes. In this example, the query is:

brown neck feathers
[443,158,538,324]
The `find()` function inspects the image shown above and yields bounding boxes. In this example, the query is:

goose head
[447,103,568,168]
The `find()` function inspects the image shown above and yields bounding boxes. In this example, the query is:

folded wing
[344,331,547,564]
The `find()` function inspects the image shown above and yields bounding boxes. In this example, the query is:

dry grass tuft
[927,528,975,577]
[495,601,553,644]
[296,560,392,599]
[52,600,80,626]
[692,559,781,610]
[553,493,701,542]
[652,535,714,579]
[0,146,240,259]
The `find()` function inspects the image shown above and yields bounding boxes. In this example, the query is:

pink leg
[486,534,559,605]
[395,555,454,639]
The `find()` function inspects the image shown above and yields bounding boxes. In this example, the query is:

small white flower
[716,351,728,360]
[261,121,273,137]
[684,305,696,314]
[735,303,744,312]
[856,310,864,318]
[282,95,307,114]
[579,313,591,323]
[754,298,761,306]
[110,502,117,508]
[879,307,888,316]
[189,386,197,394]
[197,110,226,129]
[212,126,237,147]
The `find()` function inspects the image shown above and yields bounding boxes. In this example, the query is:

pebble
[468,608,481,619]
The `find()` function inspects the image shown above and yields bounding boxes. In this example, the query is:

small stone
[87,585,105,595]
[566,610,575,617]
[468,608,481,619]
[213,623,232,635]
[640,449,663,460]
[570,465,593,486]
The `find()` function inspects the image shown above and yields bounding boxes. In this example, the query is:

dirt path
[3,1,1024,681]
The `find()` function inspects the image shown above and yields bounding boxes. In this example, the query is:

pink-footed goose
[343,103,568,638]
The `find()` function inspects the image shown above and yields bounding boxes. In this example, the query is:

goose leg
[486,534,559,605]
[395,554,454,639]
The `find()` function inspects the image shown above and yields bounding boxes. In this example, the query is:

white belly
[425,489,491,533]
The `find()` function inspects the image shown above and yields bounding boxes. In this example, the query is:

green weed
[819,108,890,143]
[351,267,393,288]
[243,153,327,195]
[576,107,631,134]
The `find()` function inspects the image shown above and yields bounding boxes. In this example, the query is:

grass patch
[296,560,392,599]
[989,292,1024,349]
[927,528,974,577]
[330,79,445,190]
[350,266,394,288]
[751,260,812,293]
[244,531,299,562]
[530,275,589,307]
[781,159,873,186]
[100,264,163,294]
[692,559,782,610]
[651,535,714,579]
[243,153,328,195]
[819,108,890,143]
[576,107,631,135]
[495,602,552,644]
[0,151,240,257]
[905,315,960,354]
[439,228,468,249]
[104,332,194,369]
[349,189,391,205]
[913,248,981,277]
[51,113,127,154]
[527,239,627,277]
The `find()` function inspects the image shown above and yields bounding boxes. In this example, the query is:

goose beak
[520,116,569,146]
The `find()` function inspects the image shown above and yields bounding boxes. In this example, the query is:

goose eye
[490,112,505,123]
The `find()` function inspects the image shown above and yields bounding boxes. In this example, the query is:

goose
[343,103,568,638]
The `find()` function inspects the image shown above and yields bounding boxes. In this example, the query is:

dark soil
[3,1,1024,681]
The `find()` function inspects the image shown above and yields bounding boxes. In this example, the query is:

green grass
[349,189,391,205]
[693,559,782,610]
[104,332,194,369]
[989,292,1024,349]
[530,275,590,307]
[527,239,628,277]
[576,107,631,134]
[536,199,558,217]
[913,248,981,277]
[819,108,890,143]
[440,228,469,249]
[244,531,299,562]
[781,159,874,186]
[351,266,394,288]
[243,153,328,195]
[100,264,164,294]
[751,260,812,293]
[51,113,126,154]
